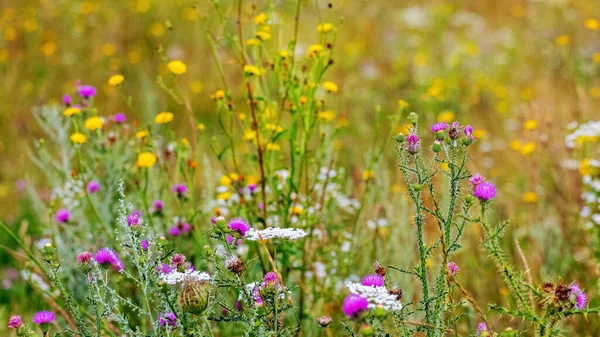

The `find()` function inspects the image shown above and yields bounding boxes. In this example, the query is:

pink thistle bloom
[114,113,126,123]
[8,315,23,329]
[476,322,487,335]
[474,181,497,202]
[404,133,421,154]
[361,274,385,287]
[447,262,460,276]
[158,312,177,327]
[469,173,484,187]
[32,311,55,325]
[570,283,588,310]
[342,294,369,319]
[63,94,72,106]
[76,251,93,264]
[94,248,124,271]
[78,85,96,98]
[430,122,448,133]
[141,240,149,251]
[171,184,188,198]
[55,209,71,223]
[228,218,250,237]
[87,181,100,193]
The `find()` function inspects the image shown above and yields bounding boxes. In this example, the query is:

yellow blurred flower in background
[317,22,334,33]
[84,116,103,131]
[555,35,570,46]
[322,81,338,93]
[70,133,87,144]
[244,65,261,76]
[585,18,599,30]
[63,107,81,117]
[108,74,124,87]
[437,110,455,123]
[155,112,174,124]
[167,60,187,75]
[524,120,538,131]
[137,152,157,168]
[523,192,538,203]
[520,142,536,155]
[136,130,149,139]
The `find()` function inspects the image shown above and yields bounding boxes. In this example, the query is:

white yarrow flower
[159,270,211,285]
[245,227,308,241]
[346,282,403,311]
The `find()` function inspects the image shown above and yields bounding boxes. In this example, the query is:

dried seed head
[554,283,571,303]
[374,261,386,277]
[178,280,209,315]
[226,255,245,275]
[388,287,403,301]
[542,281,554,293]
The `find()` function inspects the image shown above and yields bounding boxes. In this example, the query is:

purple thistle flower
[248,184,257,193]
[127,212,140,227]
[152,200,164,213]
[63,94,72,106]
[168,227,181,236]
[226,235,236,245]
[158,312,177,327]
[141,240,149,251]
[114,113,126,123]
[94,248,124,271]
[87,180,100,193]
[361,274,385,287]
[474,181,497,202]
[447,262,460,276]
[171,254,186,267]
[430,122,448,133]
[171,184,188,198]
[476,322,488,335]
[179,222,190,234]
[78,85,96,98]
[234,300,243,311]
[342,294,369,319]
[570,283,588,310]
[55,209,71,223]
[469,173,484,187]
[228,218,250,237]
[156,263,173,274]
[253,287,263,306]
[404,132,421,154]
[32,311,55,325]
[76,251,93,264]
[8,315,23,329]
[263,272,278,286]
[464,125,475,141]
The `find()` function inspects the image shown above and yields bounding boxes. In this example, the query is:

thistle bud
[178,280,209,315]
[407,112,419,125]
[360,324,374,336]
[412,184,422,192]
[432,140,442,153]
[394,133,405,143]
[464,195,474,205]
[374,305,386,318]
[42,243,56,264]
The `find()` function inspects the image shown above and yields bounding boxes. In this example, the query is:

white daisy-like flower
[245,227,308,241]
[565,121,600,148]
[159,270,211,285]
[346,282,403,311]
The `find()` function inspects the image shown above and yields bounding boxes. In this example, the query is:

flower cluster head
[342,294,369,319]
[228,218,250,238]
[8,315,23,329]
[447,262,460,276]
[245,227,308,241]
[404,132,421,154]
[430,122,448,133]
[470,173,496,202]
[55,208,71,223]
[78,85,96,98]
[570,283,588,310]
[151,200,164,214]
[158,312,177,327]
[32,311,55,325]
[127,211,141,227]
[476,322,488,336]
[361,274,385,287]
[94,248,124,271]
[87,180,100,193]
[171,184,188,198]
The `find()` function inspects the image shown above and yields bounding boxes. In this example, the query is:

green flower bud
[432,140,442,153]
[395,133,406,143]
[465,195,474,205]
[374,305,386,318]
[412,184,422,192]
[407,112,419,125]
[360,325,374,336]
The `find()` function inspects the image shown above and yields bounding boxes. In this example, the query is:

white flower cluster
[51,178,84,208]
[245,227,308,241]
[581,160,600,227]
[159,270,211,285]
[346,282,403,311]
[565,121,600,148]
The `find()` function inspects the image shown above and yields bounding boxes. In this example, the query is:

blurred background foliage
[1,0,600,334]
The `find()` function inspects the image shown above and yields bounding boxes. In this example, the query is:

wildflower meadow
[1,0,600,336]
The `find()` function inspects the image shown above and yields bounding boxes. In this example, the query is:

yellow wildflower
[440,162,450,171]
[246,38,260,46]
[523,192,538,203]
[509,140,522,151]
[256,31,271,41]
[243,65,261,76]
[84,116,103,131]
[137,152,157,168]
[280,50,290,59]
[362,170,374,180]
[265,124,283,132]
[397,100,409,108]
[473,129,486,139]
[520,142,536,155]
[580,158,593,176]
[197,123,206,131]
[218,191,232,201]
[238,113,246,120]
[244,129,257,141]
[189,80,203,93]
[307,44,323,57]
[555,35,569,46]
[107,74,124,87]
[70,133,87,144]
[254,13,266,25]
[63,107,81,117]
[136,130,149,139]
[322,81,338,93]
[266,143,281,151]
[437,110,455,123]
[155,112,174,124]
[211,90,225,100]
[318,110,336,122]
[291,205,304,215]
[591,87,600,98]
[220,175,232,186]
[317,22,334,33]
[524,120,538,131]
[167,60,187,75]
[585,19,599,30]
[594,53,600,63]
